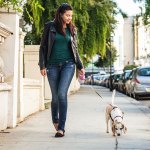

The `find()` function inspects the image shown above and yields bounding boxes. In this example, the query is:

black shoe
[55,130,65,138]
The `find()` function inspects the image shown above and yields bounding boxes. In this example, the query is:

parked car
[126,67,150,100]
[99,75,105,86]
[92,74,101,85]
[112,73,123,90]
[99,71,106,75]
[125,69,136,97]
[104,74,110,88]
[107,74,114,90]
[84,75,91,85]
[118,70,132,93]
[85,74,100,85]
[100,74,110,87]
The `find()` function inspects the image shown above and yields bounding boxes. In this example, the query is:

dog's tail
[111,89,116,105]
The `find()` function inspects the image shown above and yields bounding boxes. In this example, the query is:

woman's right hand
[40,68,47,77]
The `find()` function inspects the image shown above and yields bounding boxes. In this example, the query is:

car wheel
[129,92,132,97]
[131,93,134,98]
[134,94,140,100]
[125,90,128,96]
[123,88,126,94]
[133,87,140,100]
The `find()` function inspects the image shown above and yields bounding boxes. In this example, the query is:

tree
[133,0,150,24]
[0,0,118,67]
[20,0,119,67]
[23,0,117,60]
[0,0,44,33]
[123,64,138,71]
[94,45,118,68]
[0,0,23,12]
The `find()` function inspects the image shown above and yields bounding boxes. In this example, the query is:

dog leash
[91,86,119,149]
[90,85,120,148]
[90,86,103,99]
[115,135,118,148]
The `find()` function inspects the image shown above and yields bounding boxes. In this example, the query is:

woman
[39,3,85,137]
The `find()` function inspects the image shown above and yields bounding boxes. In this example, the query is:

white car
[126,67,150,100]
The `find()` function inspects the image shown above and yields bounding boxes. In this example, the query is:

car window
[128,70,134,79]
[138,68,150,76]
[125,71,131,79]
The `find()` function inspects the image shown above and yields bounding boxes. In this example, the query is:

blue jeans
[46,60,75,131]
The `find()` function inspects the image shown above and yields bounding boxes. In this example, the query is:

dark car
[112,73,123,90]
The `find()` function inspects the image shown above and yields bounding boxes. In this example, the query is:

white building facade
[114,15,150,71]
[114,16,134,71]
[134,17,150,66]
[113,14,124,71]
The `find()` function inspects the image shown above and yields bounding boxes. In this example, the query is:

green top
[48,27,74,64]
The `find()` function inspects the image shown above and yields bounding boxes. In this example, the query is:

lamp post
[145,48,148,66]
[109,36,113,91]
[91,57,94,85]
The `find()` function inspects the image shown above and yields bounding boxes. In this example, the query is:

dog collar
[110,115,123,122]
[114,115,123,120]
[112,106,118,110]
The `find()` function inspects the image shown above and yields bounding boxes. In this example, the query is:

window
[138,68,150,76]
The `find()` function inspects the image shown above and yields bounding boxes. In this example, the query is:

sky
[114,0,142,16]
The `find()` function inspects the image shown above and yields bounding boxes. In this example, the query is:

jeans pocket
[67,60,75,65]
[46,64,56,69]
[67,62,75,68]
[46,65,53,73]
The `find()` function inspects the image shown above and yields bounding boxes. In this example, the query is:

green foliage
[0,0,118,66]
[134,0,150,25]
[144,0,150,24]
[84,2,109,58]
[123,64,138,71]
[27,0,44,34]
[24,30,41,45]
[0,0,23,12]
[22,0,118,65]
[94,45,118,68]
[0,0,45,35]
[118,9,128,18]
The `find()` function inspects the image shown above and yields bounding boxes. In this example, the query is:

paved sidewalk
[0,85,150,150]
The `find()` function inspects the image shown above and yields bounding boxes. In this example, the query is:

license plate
[146,88,150,91]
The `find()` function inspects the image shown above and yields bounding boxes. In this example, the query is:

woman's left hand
[78,68,85,75]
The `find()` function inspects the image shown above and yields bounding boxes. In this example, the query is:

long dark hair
[54,3,75,36]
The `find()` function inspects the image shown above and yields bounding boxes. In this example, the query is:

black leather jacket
[39,21,83,70]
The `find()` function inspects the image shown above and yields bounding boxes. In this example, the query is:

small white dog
[105,90,127,136]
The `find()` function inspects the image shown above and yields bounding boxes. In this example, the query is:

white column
[17,29,26,122]
[0,83,11,130]
[123,17,134,66]
[0,9,20,128]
